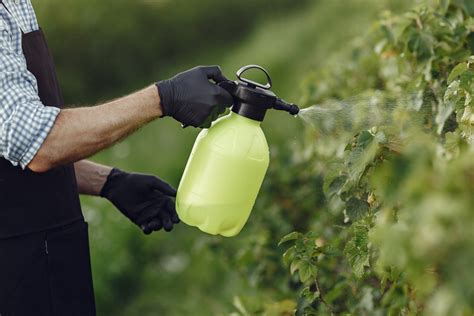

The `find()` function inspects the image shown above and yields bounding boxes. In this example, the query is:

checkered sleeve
[0,17,60,169]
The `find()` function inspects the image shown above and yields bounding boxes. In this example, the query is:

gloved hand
[100,168,179,234]
[156,65,234,128]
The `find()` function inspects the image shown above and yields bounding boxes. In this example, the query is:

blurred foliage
[31,0,474,315]
[35,0,309,103]
[272,1,473,315]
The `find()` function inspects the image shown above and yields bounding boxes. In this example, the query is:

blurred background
[35,1,414,315]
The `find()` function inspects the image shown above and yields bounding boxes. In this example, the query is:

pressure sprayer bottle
[176,65,299,237]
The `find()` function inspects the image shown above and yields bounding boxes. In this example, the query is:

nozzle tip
[274,99,300,115]
[289,104,300,115]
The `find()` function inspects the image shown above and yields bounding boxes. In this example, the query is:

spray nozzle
[274,98,300,115]
[219,65,300,121]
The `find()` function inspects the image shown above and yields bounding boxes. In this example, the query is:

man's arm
[2,13,232,173]
[74,159,180,233]
[74,160,112,196]
[28,85,162,172]
[28,66,233,173]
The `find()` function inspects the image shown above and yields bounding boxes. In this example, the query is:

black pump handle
[236,65,272,90]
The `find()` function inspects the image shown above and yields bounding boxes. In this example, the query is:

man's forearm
[28,85,162,172]
[74,160,113,196]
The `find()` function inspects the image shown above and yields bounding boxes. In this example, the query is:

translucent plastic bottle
[176,65,299,237]
[176,112,269,236]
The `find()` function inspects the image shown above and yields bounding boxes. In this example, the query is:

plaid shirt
[0,0,60,169]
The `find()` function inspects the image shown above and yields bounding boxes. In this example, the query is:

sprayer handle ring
[236,65,272,90]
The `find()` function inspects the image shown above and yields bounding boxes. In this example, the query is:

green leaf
[301,286,320,302]
[283,246,297,266]
[459,70,474,90]
[444,80,462,105]
[301,286,312,300]
[327,175,348,198]
[347,131,380,183]
[290,258,317,283]
[279,232,301,246]
[345,197,370,222]
[298,261,314,283]
[438,80,464,134]
[406,29,434,60]
[290,260,301,275]
[344,226,370,278]
[448,62,469,84]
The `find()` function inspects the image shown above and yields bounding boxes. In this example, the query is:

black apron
[0,25,83,239]
[0,2,96,315]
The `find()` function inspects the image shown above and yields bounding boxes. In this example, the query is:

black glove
[156,65,234,128]
[100,168,180,234]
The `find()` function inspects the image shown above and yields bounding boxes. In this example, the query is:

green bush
[220,1,474,315]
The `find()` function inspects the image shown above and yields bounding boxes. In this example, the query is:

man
[0,0,232,315]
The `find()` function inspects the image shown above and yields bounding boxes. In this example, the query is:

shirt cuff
[0,103,60,169]
[19,105,60,169]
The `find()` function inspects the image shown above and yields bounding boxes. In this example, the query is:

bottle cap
[219,65,300,121]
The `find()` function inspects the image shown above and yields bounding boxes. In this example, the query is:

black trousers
[0,220,96,316]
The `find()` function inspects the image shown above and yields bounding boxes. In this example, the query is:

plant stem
[314,277,333,313]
